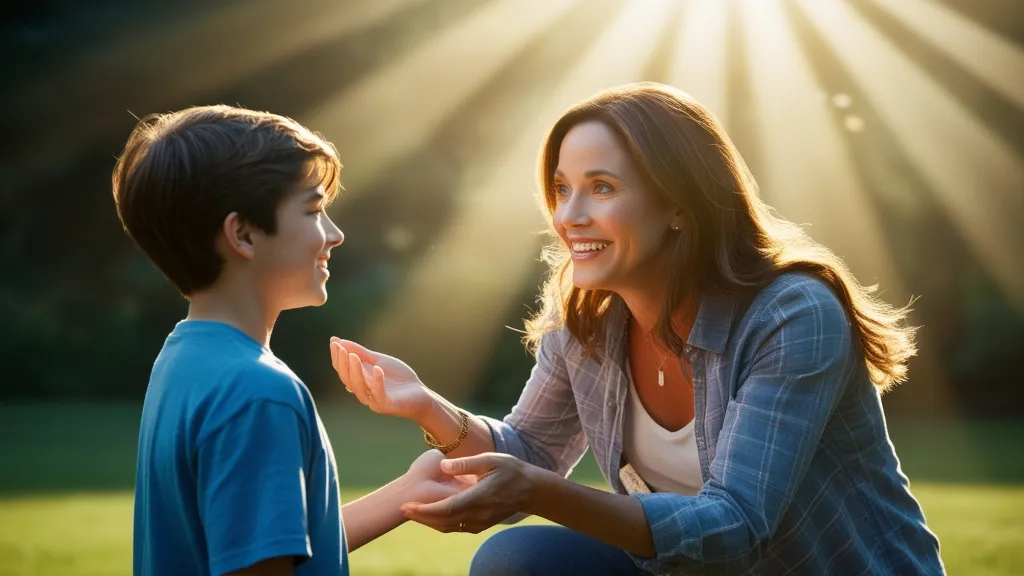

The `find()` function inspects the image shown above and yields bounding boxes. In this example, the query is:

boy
[112,105,461,576]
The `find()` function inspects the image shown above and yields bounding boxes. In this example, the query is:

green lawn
[1,404,1022,575]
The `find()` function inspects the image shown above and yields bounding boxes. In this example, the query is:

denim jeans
[469,525,653,576]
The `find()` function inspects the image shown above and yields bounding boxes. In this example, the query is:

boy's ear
[221,212,256,260]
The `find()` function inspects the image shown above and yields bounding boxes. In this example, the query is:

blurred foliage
[1,0,1022,417]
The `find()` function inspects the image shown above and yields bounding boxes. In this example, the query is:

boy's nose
[329,230,344,247]
[326,217,344,246]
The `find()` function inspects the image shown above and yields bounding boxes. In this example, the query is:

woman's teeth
[571,241,609,253]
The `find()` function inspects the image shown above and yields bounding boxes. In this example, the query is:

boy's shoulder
[155,320,313,422]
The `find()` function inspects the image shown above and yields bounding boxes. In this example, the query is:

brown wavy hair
[524,83,916,391]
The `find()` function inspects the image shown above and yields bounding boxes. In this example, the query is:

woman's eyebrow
[552,169,623,180]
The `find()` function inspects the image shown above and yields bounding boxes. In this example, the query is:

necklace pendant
[657,369,665,387]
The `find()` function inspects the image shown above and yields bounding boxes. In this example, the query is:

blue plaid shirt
[482,273,944,575]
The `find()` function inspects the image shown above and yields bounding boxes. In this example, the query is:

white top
[621,359,704,496]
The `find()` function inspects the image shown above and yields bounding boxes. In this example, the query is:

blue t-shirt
[133,320,347,576]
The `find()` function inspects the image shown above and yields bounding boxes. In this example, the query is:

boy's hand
[401,450,476,507]
[402,453,537,534]
[329,338,434,420]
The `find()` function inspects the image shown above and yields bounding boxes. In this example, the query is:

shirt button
[607,401,613,407]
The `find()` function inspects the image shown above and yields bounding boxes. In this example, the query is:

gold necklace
[642,328,670,387]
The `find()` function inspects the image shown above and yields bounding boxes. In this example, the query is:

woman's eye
[594,182,614,194]
[554,184,571,196]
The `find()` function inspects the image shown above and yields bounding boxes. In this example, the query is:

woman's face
[552,120,681,293]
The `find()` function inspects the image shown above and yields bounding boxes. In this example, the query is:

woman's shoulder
[538,319,620,368]
[740,272,851,338]
[751,272,845,311]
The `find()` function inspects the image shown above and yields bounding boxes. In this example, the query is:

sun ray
[742,0,960,414]
[363,0,679,399]
[796,0,1024,311]
[865,0,1024,111]
[304,0,580,197]
[740,0,907,302]
[668,0,730,127]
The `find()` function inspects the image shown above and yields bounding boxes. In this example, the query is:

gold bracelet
[422,410,469,455]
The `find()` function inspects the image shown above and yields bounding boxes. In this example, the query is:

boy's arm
[224,557,293,576]
[341,476,411,552]
[342,450,468,552]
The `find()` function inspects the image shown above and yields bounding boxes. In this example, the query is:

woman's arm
[529,466,655,557]
[330,330,588,475]
[329,337,494,457]
[415,389,496,458]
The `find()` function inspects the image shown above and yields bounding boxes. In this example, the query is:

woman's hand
[400,450,477,506]
[329,337,435,420]
[401,453,545,534]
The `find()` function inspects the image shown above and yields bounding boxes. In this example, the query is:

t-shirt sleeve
[196,399,313,576]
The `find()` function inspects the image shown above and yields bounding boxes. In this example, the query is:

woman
[330,83,944,575]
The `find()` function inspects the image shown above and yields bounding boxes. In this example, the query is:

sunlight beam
[796,0,1024,311]
[740,0,907,302]
[865,0,1024,111]
[364,0,679,399]
[668,0,730,127]
[305,0,580,196]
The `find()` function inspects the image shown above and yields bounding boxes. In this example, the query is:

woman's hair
[524,82,915,391]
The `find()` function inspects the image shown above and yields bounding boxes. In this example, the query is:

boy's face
[252,183,344,310]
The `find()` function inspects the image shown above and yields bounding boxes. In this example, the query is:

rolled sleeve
[628,281,859,574]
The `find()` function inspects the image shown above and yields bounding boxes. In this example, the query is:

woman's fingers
[402,502,459,533]
[336,339,378,364]
[369,365,388,407]
[330,341,351,386]
[404,510,456,533]
[347,352,375,407]
[402,504,483,534]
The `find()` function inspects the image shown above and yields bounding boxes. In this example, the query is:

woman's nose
[556,191,592,228]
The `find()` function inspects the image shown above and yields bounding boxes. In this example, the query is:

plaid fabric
[482,273,944,575]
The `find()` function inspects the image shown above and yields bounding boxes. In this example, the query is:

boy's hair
[112,104,341,295]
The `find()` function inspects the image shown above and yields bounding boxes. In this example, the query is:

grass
[0,403,1022,575]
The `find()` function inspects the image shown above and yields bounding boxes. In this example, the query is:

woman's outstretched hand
[329,337,435,420]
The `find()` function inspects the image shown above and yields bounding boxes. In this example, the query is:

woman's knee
[469,526,557,576]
